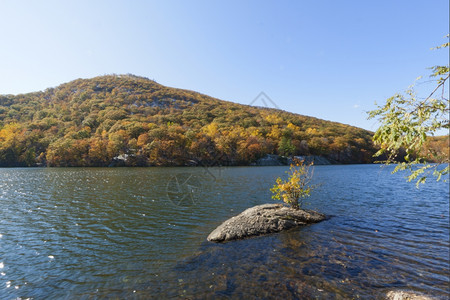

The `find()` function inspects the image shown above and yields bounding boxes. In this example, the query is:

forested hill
[0,74,377,167]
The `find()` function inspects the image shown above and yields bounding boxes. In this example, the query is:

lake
[0,165,449,299]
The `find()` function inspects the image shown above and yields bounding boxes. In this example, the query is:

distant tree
[237,136,265,162]
[278,136,295,156]
[368,36,449,186]
[0,123,23,166]
[88,137,110,166]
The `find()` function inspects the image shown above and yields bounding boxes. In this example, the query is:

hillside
[0,74,377,167]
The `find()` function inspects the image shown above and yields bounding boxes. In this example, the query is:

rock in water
[207,203,326,243]
[386,291,438,300]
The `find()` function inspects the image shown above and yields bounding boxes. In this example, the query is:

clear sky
[0,0,448,132]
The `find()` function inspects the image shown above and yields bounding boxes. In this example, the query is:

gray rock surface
[207,203,326,243]
[253,154,333,166]
[291,155,332,165]
[254,154,286,166]
[386,291,438,300]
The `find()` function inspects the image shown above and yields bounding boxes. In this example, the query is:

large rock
[207,203,326,243]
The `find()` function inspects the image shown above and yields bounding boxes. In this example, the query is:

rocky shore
[253,154,333,166]
[207,203,327,243]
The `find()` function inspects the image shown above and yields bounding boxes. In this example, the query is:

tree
[368,37,449,186]
[270,159,315,209]
[278,136,295,156]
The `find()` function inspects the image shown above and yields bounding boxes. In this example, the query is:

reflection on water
[0,165,448,299]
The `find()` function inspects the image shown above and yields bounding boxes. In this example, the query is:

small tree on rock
[270,159,315,209]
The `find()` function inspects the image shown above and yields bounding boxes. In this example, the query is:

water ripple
[0,166,448,299]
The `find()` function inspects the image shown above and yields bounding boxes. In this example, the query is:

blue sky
[0,0,448,132]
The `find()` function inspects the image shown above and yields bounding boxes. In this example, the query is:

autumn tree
[368,37,449,185]
[271,159,315,209]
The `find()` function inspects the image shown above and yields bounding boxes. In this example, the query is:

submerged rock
[207,203,326,243]
[386,291,438,300]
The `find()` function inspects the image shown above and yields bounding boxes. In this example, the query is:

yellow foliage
[203,122,218,138]
[250,128,260,137]
[270,160,315,209]
[305,128,319,136]
[264,113,283,125]
[286,122,300,132]
[268,125,281,140]
[0,123,22,142]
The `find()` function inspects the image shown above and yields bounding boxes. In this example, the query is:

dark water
[0,165,448,299]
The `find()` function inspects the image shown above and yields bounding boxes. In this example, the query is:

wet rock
[386,290,438,300]
[207,203,326,243]
[253,154,286,166]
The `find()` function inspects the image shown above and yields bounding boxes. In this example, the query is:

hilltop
[0,74,377,167]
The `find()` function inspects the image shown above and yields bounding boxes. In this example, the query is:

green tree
[270,160,315,209]
[278,136,295,156]
[368,37,449,186]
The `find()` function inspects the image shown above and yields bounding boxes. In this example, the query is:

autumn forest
[0,74,435,167]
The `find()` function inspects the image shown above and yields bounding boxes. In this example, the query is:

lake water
[0,165,448,299]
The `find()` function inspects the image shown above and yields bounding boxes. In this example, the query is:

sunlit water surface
[0,165,449,299]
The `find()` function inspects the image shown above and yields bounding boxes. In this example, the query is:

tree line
[1,74,379,167]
